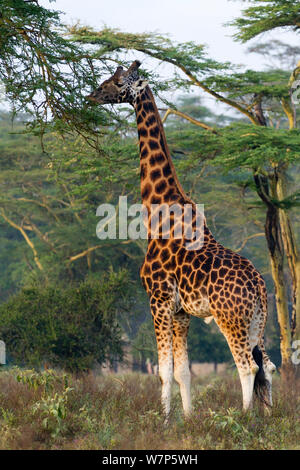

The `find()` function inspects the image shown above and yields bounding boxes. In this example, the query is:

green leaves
[188,316,231,364]
[0,0,108,140]
[212,124,300,170]
[204,69,291,101]
[229,0,300,42]
[69,26,231,80]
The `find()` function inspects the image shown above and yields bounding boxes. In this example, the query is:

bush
[0,270,131,371]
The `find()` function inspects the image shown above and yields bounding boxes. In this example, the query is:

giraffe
[87,61,276,417]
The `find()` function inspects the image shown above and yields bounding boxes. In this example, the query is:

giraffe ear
[127,60,142,75]
[112,66,124,83]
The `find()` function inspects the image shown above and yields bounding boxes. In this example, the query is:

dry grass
[0,367,299,450]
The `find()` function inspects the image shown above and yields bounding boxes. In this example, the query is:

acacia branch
[23,217,57,253]
[67,240,133,264]
[67,244,103,264]
[0,209,43,271]
[161,108,218,134]
[253,93,267,126]
[1,16,56,113]
[234,232,265,252]
[131,47,260,125]
[62,184,83,225]
[17,197,61,223]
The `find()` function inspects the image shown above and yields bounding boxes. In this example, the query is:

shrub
[0,270,131,371]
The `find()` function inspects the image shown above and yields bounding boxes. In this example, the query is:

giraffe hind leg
[226,344,258,411]
[213,314,258,411]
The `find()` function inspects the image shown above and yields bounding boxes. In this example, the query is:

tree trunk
[252,99,293,366]
[276,168,300,340]
[266,206,292,365]
[254,174,292,366]
[267,240,291,364]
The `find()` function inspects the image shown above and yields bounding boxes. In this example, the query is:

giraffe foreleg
[150,296,174,419]
[172,310,191,416]
[239,367,257,411]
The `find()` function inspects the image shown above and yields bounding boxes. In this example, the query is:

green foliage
[14,367,70,393]
[32,386,73,437]
[0,271,131,371]
[131,319,157,364]
[206,407,249,437]
[69,26,228,77]
[213,124,300,170]
[204,69,291,101]
[0,112,145,297]
[0,0,118,139]
[229,0,300,42]
[188,318,232,364]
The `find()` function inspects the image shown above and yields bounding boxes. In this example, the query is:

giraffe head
[87,60,148,105]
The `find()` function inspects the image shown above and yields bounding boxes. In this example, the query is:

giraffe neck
[134,86,191,210]
[134,85,215,246]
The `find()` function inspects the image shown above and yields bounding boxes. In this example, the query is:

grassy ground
[0,367,299,450]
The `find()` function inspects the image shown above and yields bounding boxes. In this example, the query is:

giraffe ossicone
[88,61,276,416]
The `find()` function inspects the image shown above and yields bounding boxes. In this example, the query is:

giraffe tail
[252,345,271,407]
